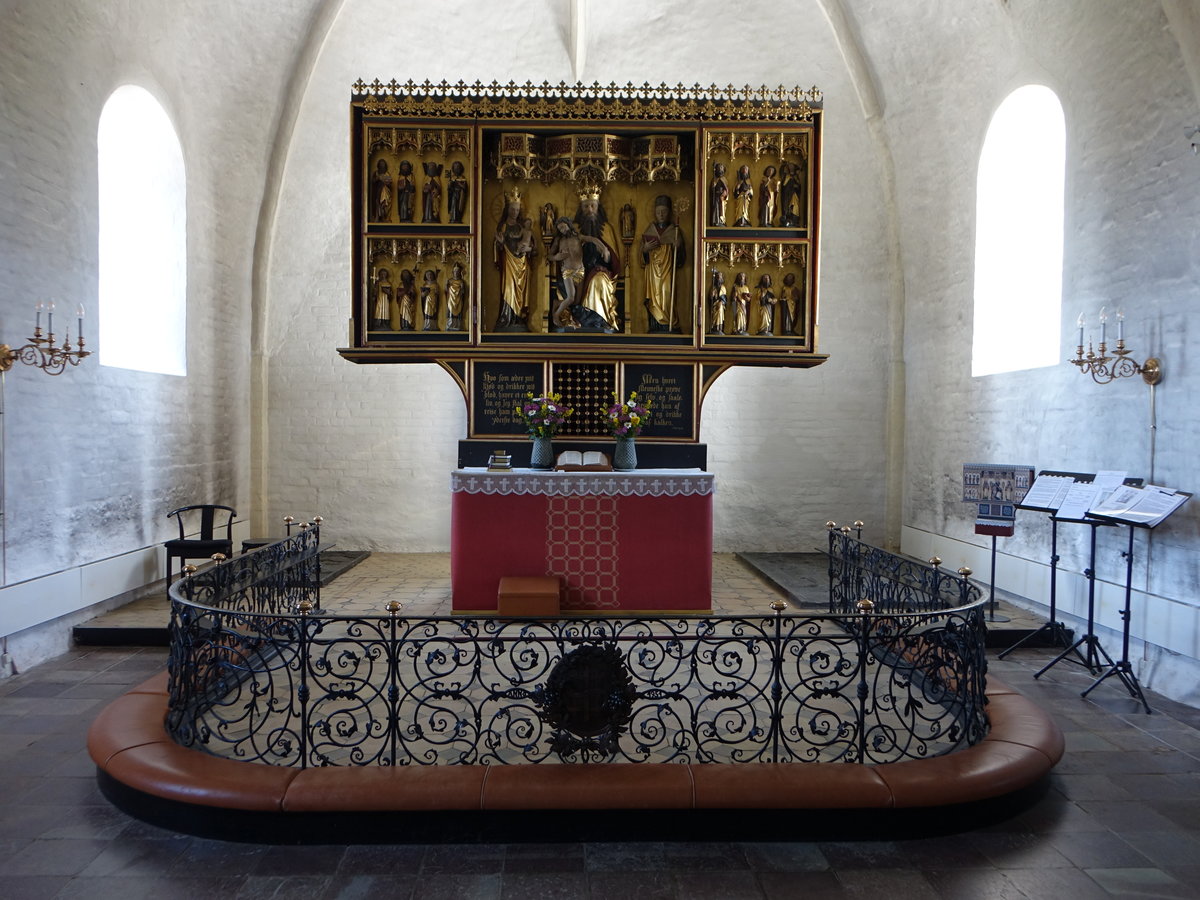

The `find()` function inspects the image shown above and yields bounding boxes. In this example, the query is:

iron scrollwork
[166,530,988,769]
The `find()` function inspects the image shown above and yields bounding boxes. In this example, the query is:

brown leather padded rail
[88,673,1063,813]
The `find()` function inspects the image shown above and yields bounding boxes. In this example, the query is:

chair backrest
[167,505,237,541]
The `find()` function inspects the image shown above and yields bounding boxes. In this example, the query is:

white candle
[1116,307,1124,342]
[76,304,85,342]
[46,300,55,336]
[1076,312,1085,346]
[1099,306,1107,345]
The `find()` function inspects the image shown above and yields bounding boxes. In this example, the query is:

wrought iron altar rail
[167,529,988,769]
[827,525,981,615]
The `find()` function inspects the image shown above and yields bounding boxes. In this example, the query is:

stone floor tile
[236,874,333,900]
[499,871,589,899]
[817,841,916,869]
[3,875,70,900]
[1073,798,1186,832]
[672,869,766,899]
[922,868,1031,900]
[1000,865,1114,900]
[5,837,111,876]
[834,868,940,898]
[758,870,847,899]
[1046,830,1152,869]
[336,842,427,874]
[251,844,348,877]
[966,831,1075,868]
[1084,866,1193,898]
[423,844,507,875]
[587,870,676,899]
[320,874,418,899]
[738,841,830,872]
[405,872,501,900]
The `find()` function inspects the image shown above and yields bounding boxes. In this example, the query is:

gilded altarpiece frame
[342,81,825,441]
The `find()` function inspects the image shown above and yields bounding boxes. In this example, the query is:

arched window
[972,85,1064,377]
[98,85,186,375]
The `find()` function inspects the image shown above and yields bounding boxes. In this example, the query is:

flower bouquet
[604,391,651,438]
[516,392,573,438]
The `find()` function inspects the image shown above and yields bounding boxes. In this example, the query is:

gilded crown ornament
[576,180,603,201]
[503,185,523,205]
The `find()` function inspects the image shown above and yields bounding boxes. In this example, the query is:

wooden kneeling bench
[497,575,561,617]
[88,674,1063,820]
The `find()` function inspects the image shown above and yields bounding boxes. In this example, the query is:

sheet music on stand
[1020,474,1074,511]
[1018,470,1142,519]
[1087,484,1191,529]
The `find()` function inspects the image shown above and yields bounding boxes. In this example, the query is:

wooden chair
[165,505,236,585]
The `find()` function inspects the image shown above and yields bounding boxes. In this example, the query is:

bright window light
[972,85,1065,377]
[98,85,186,375]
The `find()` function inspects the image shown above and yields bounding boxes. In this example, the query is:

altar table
[450,468,714,613]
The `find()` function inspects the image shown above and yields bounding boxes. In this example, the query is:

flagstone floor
[7,554,1199,897]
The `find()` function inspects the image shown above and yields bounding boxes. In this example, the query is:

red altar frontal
[450,469,715,613]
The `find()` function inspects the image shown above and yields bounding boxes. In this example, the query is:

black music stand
[1034,516,1115,679]
[1081,489,1191,714]
[1002,470,1137,662]
[998,509,1075,658]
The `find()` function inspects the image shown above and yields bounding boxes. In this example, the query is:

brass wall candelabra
[0,302,90,376]
[1070,307,1161,385]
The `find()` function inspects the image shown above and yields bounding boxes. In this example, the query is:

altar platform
[75,552,1044,643]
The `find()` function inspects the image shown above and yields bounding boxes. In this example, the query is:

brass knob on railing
[299,521,309,531]
[297,599,314,615]
[857,597,875,612]
[826,521,837,530]
[211,553,226,564]
[853,521,864,530]
[312,516,323,526]
[283,515,294,525]
[929,556,942,568]
[385,600,402,615]
[957,566,973,578]
[183,564,197,576]
[840,525,852,535]
[770,598,788,613]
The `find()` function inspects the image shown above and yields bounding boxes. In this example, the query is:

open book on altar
[555,450,612,472]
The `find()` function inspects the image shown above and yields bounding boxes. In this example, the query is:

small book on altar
[555,450,612,471]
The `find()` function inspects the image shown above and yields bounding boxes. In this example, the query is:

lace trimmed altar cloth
[451,468,714,613]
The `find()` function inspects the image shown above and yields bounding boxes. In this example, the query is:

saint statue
[759,165,778,227]
[445,262,467,331]
[392,269,417,331]
[371,159,393,222]
[421,269,440,330]
[779,162,804,227]
[395,160,416,222]
[731,271,751,335]
[755,273,776,335]
[640,194,685,333]
[780,271,802,335]
[707,269,727,334]
[709,162,729,227]
[371,267,393,330]
[620,203,636,241]
[493,187,535,331]
[571,183,622,333]
[446,161,468,224]
[733,165,753,227]
[421,162,443,224]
